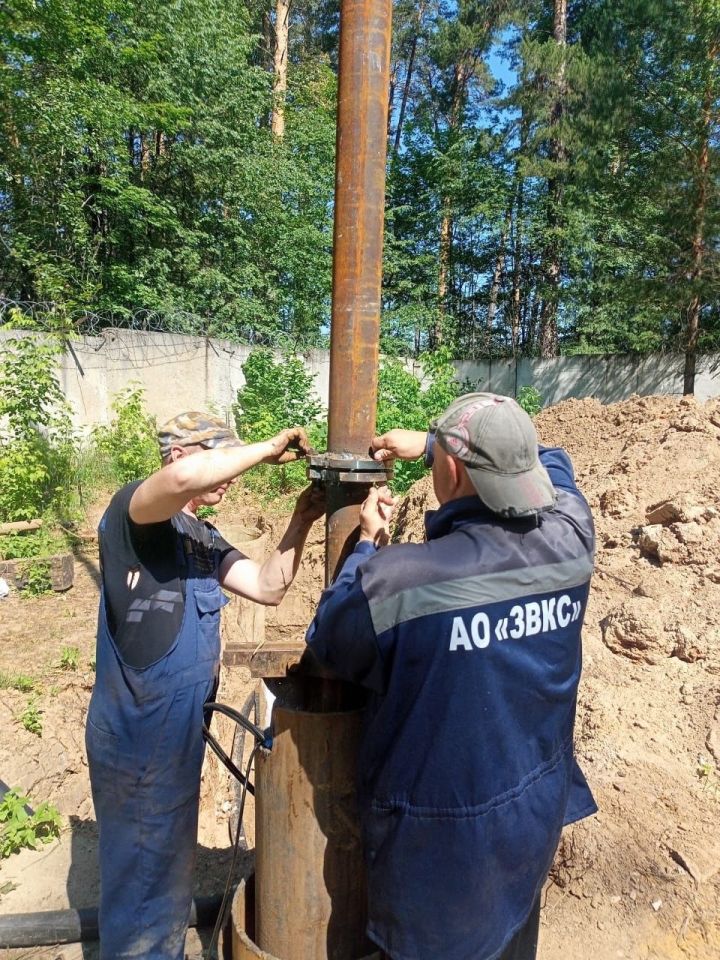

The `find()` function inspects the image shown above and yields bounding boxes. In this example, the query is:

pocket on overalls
[85,714,120,776]
[194,583,228,666]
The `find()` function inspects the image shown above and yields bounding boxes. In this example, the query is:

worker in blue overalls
[86,412,324,959]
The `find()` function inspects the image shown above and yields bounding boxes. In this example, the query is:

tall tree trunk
[436,60,469,343]
[140,133,151,180]
[510,115,528,356]
[487,211,511,337]
[271,0,290,138]
[436,207,453,345]
[392,33,418,158]
[538,0,567,358]
[392,1,427,159]
[510,189,523,355]
[683,49,716,395]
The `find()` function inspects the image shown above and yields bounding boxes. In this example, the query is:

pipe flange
[307,452,392,485]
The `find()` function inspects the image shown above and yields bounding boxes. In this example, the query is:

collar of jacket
[424,495,494,540]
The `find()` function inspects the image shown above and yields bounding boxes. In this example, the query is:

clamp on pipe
[307,452,393,487]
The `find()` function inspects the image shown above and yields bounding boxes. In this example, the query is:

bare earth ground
[1,394,720,960]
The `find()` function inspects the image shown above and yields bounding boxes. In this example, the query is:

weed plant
[18,698,43,736]
[516,385,544,418]
[91,383,160,486]
[59,646,80,671]
[0,673,35,693]
[20,559,54,597]
[0,789,61,858]
[0,529,68,597]
[0,528,68,562]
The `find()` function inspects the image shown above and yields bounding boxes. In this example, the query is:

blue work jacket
[306,447,597,960]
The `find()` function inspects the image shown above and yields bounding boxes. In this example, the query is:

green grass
[58,646,79,671]
[0,672,36,693]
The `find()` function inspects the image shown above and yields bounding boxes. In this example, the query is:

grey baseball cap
[432,392,556,518]
[157,412,243,461]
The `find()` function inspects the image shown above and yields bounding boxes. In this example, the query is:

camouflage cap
[157,411,243,461]
[432,392,556,518]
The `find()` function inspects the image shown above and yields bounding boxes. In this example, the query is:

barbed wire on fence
[2,299,718,378]
[0,299,201,336]
[0,299,310,355]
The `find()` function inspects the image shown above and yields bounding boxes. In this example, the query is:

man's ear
[169,445,189,463]
[446,453,463,495]
[450,456,476,497]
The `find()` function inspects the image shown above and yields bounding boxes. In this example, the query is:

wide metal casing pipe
[254,696,371,960]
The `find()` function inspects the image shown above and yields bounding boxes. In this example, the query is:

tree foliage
[1,0,718,390]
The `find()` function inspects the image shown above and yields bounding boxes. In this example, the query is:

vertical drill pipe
[250,3,393,959]
[326,0,393,583]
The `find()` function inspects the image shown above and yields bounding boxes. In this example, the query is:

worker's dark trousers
[379,895,541,960]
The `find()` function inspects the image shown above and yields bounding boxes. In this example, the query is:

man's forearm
[130,441,274,524]
[256,515,314,604]
[169,442,275,497]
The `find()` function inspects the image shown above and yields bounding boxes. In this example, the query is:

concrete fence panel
[2,328,720,434]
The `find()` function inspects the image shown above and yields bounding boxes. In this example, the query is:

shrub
[231,347,461,498]
[516,385,543,418]
[234,350,325,497]
[377,347,461,493]
[0,336,75,522]
[92,384,160,486]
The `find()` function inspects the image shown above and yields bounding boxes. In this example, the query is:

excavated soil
[1,394,720,959]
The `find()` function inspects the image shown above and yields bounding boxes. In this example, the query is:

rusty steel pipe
[326,0,394,582]
[254,692,372,960]
[248,3,393,959]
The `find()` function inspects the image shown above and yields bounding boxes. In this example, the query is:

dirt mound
[393,394,720,957]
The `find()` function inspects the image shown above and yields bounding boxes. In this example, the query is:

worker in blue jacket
[306,392,597,960]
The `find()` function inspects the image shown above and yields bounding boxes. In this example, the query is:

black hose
[203,701,271,748]
[0,895,223,948]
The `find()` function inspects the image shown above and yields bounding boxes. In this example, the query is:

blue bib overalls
[86,517,228,959]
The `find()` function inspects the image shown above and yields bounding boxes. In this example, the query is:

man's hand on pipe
[371,429,428,462]
[263,427,313,464]
[359,486,396,548]
[292,485,327,525]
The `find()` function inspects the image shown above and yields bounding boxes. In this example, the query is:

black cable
[201,700,272,798]
[227,689,258,844]
[202,723,255,796]
[204,701,271,749]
